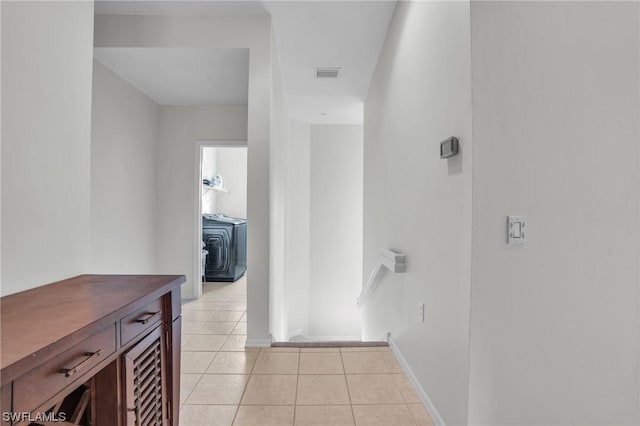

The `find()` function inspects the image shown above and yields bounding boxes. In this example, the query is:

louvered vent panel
[133,337,163,426]
[315,67,341,78]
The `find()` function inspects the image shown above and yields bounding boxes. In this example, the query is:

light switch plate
[507,216,526,244]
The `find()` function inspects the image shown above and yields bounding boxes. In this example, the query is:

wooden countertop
[1,274,185,382]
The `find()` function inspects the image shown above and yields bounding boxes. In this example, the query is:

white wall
[1,2,3,289]
[269,31,290,342]
[1,1,94,295]
[95,15,272,345]
[278,122,363,342]
[90,60,160,274]
[363,2,640,425]
[468,2,640,424]
[286,120,311,339]
[216,148,248,219]
[309,124,363,340]
[156,105,247,299]
[201,147,247,217]
[201,148,218,214]
[362,2,472,424]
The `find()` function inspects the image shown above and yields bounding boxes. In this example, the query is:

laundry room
[200,146,248,284]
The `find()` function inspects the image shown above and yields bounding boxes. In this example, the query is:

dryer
[202,213,247,282]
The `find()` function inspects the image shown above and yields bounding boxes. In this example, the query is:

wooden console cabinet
[0,275,185,426]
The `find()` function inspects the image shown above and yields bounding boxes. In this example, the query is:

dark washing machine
[202,213,247,282]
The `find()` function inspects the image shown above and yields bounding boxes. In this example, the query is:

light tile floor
[180,276,434,426]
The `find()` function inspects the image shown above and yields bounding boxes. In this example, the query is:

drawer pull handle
[135,311,159,325]
[60,349,102,377]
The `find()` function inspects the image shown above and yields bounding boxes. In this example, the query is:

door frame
[193,140,247,300]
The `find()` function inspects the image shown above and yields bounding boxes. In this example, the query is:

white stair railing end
[357,249,406,309]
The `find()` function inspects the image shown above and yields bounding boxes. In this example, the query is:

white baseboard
[181,291,195,300]
[288,329,305,341]
[388,337,446,426]
[245,337,272,347]
[288,335,361,342]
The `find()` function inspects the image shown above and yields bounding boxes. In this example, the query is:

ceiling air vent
[315,67,341,79]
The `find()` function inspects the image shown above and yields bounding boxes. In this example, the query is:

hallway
[180,278,433,425]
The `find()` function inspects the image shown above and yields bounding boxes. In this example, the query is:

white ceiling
[93,0,396,123]
[94,48,249,106]
[265,1,396,124]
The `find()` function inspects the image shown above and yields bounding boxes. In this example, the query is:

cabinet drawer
[13,324,116,413]
[121,298,164,346]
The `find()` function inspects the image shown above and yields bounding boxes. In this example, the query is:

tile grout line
[230,309,252,426]
[181,336,217,405]
[339,348,357,426]
[293,348,301,425]
[180,371,204,409]
[181,279,247,425]
[183,291,420,423]
[181,295,214,406]
[181,301,221,409]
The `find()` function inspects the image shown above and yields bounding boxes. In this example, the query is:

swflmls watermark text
[2,412,67,423]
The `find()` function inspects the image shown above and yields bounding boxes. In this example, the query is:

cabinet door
[1,385,10,426]
[169,318,181,426]
[123,326,167,426]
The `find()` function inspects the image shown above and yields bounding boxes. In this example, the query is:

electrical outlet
[418,303,425,322]
[507,216,526,244]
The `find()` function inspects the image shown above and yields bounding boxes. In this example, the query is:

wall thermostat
[440,137,459,159]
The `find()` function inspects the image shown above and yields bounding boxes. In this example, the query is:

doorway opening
[194,144,248,299]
